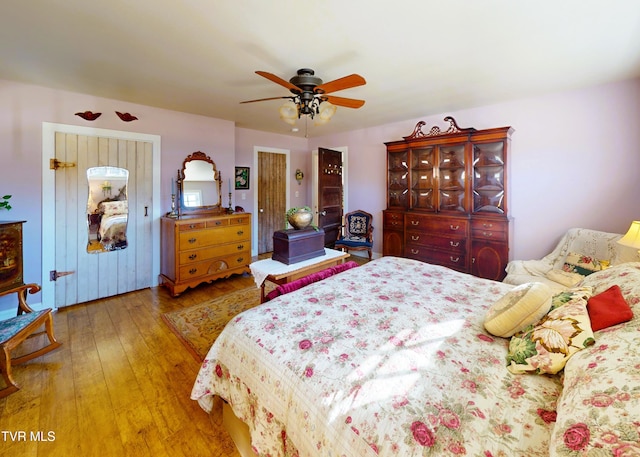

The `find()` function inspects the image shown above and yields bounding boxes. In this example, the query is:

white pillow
[484,282,553,337]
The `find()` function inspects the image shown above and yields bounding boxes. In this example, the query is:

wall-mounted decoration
[75,111,102,121]
[235,167,250,190]
[295,169,304,185]
[116,111,138,122]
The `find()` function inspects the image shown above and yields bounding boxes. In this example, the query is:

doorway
[312,146,348,246]
[42,123,161,309]
[253,146,289,255]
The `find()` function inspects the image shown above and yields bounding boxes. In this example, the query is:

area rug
[162,287,262,362]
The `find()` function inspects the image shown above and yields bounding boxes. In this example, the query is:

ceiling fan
[240,68,366,125]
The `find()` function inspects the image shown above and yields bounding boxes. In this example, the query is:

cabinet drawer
[406,232,466,253]
[179,224,250,249]
[179,241,250,264]
[405,214,468,235]
[405,246,467,269]
[471,219,508,241]
[384,211,404,229]
[472,228,507,241]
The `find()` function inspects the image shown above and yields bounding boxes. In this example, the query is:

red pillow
[586,285,634,331]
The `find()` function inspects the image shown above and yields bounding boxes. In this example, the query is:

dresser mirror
[179,151,223,215]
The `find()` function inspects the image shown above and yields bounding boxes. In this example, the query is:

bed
[191,256,640,456]
[96,200,128,251]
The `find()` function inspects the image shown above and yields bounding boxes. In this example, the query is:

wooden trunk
[272,228,325,265]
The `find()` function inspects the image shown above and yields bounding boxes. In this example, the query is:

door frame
[311,146,349,224]
[252,146,290,257]
[41,122,161,309]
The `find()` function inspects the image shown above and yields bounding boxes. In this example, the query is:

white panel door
[52,133,153,307]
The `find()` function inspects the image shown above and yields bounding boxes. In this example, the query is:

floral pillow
[563,252,608,276]
[506,287,595,374]
[549,263,640,455]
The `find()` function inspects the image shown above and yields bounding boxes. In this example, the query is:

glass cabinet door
[410,147,436,211]
[437,144,466,212]
[388,150,409,208]
[472,141,505,214]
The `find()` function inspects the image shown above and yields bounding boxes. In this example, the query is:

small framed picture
[235,167,250,190]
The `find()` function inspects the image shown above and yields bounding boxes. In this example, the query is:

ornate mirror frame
[178,151,223,216]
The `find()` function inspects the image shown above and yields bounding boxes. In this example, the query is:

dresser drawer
[406,232,466,253]
[179,224,250,249]
[178,221,206,231]
[405,246,467,270]
[405,214,468,235]
[178,241,250,264]
[206,218,229,228]
[230,215,251,226]
[178,252,251,279]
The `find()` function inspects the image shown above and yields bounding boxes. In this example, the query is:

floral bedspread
[192,257,564,456]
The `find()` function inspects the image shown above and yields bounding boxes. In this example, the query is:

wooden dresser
[383,117,513,281]
[0,221,25,293]
[160,213,251,296]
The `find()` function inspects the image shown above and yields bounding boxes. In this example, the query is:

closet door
[52,133,153,307]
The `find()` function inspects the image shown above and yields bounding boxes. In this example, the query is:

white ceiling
[2,0,639,138]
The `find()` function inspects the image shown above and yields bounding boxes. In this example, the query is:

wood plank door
[317,148,343,247]
[257,151,287,253]
[53,133,153,307]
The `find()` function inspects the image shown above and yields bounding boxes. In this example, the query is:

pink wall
[1,77,639,312]
[0,79,236,311]
[310,78,640,260]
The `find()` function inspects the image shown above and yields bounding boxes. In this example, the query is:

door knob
[259,208,264,213]
[318,210,327,216]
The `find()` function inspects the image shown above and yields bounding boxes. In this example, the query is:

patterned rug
[162,287,262,362]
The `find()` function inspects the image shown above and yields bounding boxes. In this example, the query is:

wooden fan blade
[240,96,291,104]
[255,71,300,92]
[314,74,366,94]
[322,95,365,109]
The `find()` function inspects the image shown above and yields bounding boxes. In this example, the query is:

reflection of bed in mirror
[96,201,128,251]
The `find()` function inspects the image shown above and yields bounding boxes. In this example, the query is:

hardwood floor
[0,272,258,457]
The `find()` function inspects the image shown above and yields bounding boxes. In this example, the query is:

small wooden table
[250,248,350,302]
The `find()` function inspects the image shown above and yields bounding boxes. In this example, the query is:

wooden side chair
[335,210,374,260]
[0,283,61,398]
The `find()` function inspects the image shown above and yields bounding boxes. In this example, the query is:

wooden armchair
[334,210,374,260]
[0,283,61,398]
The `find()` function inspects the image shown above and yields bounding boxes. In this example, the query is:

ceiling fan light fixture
[314,101,336,125]
[279,101,298,125]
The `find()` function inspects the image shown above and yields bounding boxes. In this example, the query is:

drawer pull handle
[189,254,197,260]
[237,257,244,263]
[450,224,460,231]
[238,218,244,223]
[411,235,419,241]
[215,221,222,225]
[483,223,493,228]
[450,240,459,247]
[189,268,197,275]
[237,244,244,250]
[188,238,197,244]
[189,224,197,229]
[483,231,493,237]
[411,220,420,226]
[392,221,399,226]
[237,230,244,236]
[450,256,460,263]
[411,249,419,254]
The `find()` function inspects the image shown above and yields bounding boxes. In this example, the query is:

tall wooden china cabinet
[383,117,513,280]
[160,152,251,296]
